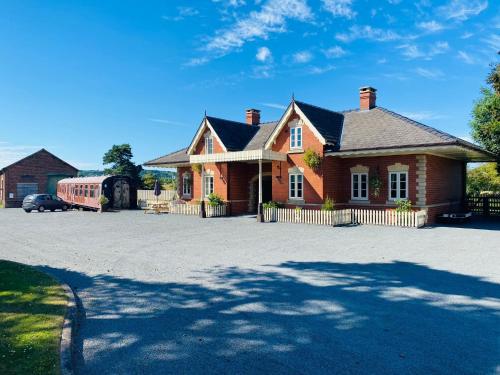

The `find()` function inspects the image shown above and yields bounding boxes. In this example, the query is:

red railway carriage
[57,175,137,210]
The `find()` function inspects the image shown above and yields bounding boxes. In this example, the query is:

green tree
[103,144,143,186]
[467,163,500,195]
[142,172,156,190]
[470,62,500,166]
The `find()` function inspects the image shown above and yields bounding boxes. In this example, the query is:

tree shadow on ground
[40,261,500,375]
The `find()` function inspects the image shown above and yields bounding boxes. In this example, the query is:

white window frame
[290,126,302,149]
[289,173,303,200]
[204,175,214,197]
[351,173,368,200]
[205,136,214,154]
[182,173,192,197]
[388,171,408,201]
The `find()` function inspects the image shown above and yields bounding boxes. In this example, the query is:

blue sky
[0,0,498,170]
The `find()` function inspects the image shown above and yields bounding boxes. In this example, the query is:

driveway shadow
[40,262,500,375]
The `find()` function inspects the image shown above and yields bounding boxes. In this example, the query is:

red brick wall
[425,155,466,222]
[326,155,419,206]
[271,113,324,205]
[2,150,77,208]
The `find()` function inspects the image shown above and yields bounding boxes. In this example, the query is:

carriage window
[79,185,83,196]
[84,185,88,197]
[89,185,94,198]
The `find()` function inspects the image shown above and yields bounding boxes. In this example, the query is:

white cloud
[148,118,186,126]
[399,111,445,121]
[261,102,287,110]
[417,21,444,33]
[377,58,387,64]
[322,0,356,19]
[204,0,312,55]
[461,32,474,39]
[335,25,402,42]
[293,50,313,63]
[397,41,449,60]
[162,6,199,21]
[482,34,500,51]
[184,57,210,67]
[256,46,272,62]
[439,0,488,21]
[415,67,444,79]
[308,64,336,75]
[457,50,475,64]
[322,45,346,58]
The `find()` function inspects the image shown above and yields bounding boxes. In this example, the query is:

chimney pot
[245,108,261,125]
[359,86,377,110]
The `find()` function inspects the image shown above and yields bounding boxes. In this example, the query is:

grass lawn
[0,260,67,375]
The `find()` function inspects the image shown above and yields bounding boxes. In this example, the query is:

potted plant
[99,195,109,212]
[370,175,383,198]
[321,196,335,211]
[191,163,202,174]
[303,149,322,170]
[207,193,223,207]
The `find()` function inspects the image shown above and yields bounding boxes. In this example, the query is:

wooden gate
[113,179,130,209]
[467,196,500,217]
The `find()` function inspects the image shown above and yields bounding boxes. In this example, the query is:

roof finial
[292,92,295,103]
[204,109,207,118]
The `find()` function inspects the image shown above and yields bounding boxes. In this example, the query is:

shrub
[207,193,223,207]
[191,163,202,174]
[321,196,335,211]
[395,199,412,213]
[303,149,321,170]
[99,195,109,206]
[263,201,282,209]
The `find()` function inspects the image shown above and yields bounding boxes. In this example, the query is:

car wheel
[62,205,68,211]
[38,206,45,212]
[24,209,32,213]
[50,209,55,212]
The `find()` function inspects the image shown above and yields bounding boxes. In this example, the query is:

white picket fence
[264,207,427,228]
[351,208,426,228]
[264,208,352,226]
[137,189,177,208]
[206,204,227,218]
[169,203,200,216]
[169,202,227,217]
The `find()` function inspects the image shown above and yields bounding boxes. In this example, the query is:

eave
[326,143,495,162]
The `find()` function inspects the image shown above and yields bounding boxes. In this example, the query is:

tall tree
[470,62,500,169]
[103,144,143,186]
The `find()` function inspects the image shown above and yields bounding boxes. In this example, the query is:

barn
[0,149,78,208]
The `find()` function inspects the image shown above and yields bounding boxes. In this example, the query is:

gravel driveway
[0,209,499,375]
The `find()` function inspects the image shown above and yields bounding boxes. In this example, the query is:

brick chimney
[245,109,261,125]
[359,86,377,110]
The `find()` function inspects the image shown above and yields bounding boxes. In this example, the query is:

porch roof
[143,148,190,168]
[190,149,287,164]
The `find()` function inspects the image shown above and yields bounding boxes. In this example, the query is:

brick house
[0,149,78,208]
[144,87,494,223]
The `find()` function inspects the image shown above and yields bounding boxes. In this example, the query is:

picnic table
[143,201,170,214]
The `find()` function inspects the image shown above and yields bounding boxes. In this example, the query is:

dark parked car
[22,194,69,213]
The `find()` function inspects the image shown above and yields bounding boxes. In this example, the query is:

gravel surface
[0,209,499,375]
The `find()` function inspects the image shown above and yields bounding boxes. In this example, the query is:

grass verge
[0,260,67,375]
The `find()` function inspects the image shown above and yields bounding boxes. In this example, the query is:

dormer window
[205,136,214,154]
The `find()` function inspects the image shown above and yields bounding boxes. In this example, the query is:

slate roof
[243,121,278,150]
[144,147,189,166]
[206,116,260,151]
[339,107,477,151]
[144,99,492,167]
[294,101,344,145]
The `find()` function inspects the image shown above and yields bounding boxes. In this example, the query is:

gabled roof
[294,101,344,145]
[144,147,190,167]
[243,121,278,150]
[206,116,260,151]
[339,107,477,151]
[1,148,78,173]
